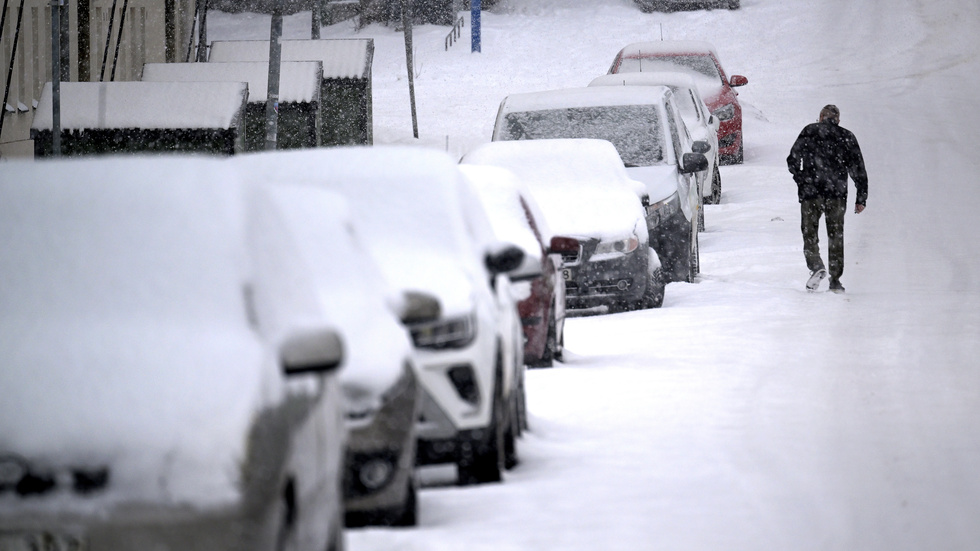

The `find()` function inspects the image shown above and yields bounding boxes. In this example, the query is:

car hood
[628,165,695,221]
[370,248,481,318]
[532,186,645,242]
[0,318,269,513]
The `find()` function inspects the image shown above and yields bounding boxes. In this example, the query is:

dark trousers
[801,197,846,281]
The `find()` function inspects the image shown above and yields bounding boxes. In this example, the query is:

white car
[265,184,427,526]
[490,86,709,284]
[590,71,723,207]
[0,157,346,551]
[239,147,528,486]
[463,138,665,312]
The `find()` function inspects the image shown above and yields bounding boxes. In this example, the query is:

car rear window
[500,105,666,166]
[618,54,721,83]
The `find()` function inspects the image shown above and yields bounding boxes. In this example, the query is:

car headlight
[712,103,736,121]
[409,313,477,350]
[594,234,640,256]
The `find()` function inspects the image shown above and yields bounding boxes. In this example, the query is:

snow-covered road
[208,0,980,548]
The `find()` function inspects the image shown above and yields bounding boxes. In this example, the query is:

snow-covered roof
[460,164,550,260]
[589,71,699,91]
[499,86,671,114]
[615,40,720,58]
[142,61,322,103]
[208,39,373,80]
[31,81,247,130]
[236,147,494,316]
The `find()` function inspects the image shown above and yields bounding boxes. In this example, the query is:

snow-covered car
[608,40,748,165]
[460,164,567,368]
[0,157,347,551]
[490,86,709,283]
[590,71,723,207]
[237,147,528,486]
[634,0,739,12]
[263,183,428,527]
[463,138,666,312]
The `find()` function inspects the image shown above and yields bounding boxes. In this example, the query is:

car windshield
[501,105,665,166]
[619,54,722,83]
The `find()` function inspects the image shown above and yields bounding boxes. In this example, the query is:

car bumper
[562,247,648,310]
[0,504,276,551]
[343,367,418,520]
[717,116,742,163]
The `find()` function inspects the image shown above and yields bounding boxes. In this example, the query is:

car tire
[644,268,666,309]
[531,311,558,368]
[707,164,722,205]
[456,368,505,485]
[688,221,700,283]
[728,0,740,9]
[381,478,418,527]
[503,392,519,470]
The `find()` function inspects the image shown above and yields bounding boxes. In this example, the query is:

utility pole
[50,0,63,156]
[264,4,283,150]
[402,0,417,138]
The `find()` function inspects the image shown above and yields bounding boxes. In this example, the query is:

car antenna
[660,23,664,41]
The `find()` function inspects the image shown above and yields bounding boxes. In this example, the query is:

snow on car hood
[626,164,683,205]
[0,318,266,512]
[373,247,480,318]
[530,184,645,241]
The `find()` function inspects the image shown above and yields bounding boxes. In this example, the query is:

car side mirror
[281,328,344,376]
[679,152,709,174]
[692,141,711,155]
[730,75,748,87]
[485,243,525,275]
[395,291,442,325]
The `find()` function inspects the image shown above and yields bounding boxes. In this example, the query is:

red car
[460,164,567,368]
[608,40,748,164]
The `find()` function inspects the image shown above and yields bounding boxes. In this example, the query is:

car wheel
[531,311,557,368]
[708,164,722,205]
[688,221,700,283]
[697,197,705,232]
[503,391,519,470]
[456,368,504,485]
[644,268,665,309]
[381,478,418,527]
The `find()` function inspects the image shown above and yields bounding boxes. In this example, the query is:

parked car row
[0,146,558,549]
[462,40,747,311]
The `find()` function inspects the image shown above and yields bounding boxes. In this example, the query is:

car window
[501,105,665,167]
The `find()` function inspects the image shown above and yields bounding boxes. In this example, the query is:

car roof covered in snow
[31,81,247,130]
[498,85,671,114]
[208,39,373,80]
[589,71,700,91]
[614,40,721,58]
[142,61,322,103]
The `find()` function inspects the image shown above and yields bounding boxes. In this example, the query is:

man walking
[787,104,868,293]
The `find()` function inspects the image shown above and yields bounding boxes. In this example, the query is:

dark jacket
[787,120,868,205]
